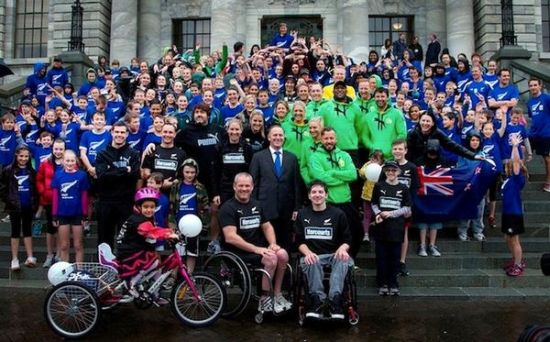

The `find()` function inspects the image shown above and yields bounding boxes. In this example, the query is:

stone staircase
[1,158,549,297]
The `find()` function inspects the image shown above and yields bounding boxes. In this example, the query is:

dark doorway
[261,15,323,47]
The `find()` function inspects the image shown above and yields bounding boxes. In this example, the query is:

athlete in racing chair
[295,180,353,320]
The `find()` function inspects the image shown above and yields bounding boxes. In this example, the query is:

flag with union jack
[412,160,497,223]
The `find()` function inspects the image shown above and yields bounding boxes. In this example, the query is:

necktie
[274,151,282,178]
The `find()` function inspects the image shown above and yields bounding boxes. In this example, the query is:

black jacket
[95,143,141,202]
[406,126,476,164]
[214,139,253,199]
[0,163,37,212]
[175,122,224,196]
[425,41,441,66]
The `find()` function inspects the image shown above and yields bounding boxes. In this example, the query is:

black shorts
[87,177,98,197]
[532,136,550,156]
[488,174,501,202]
[501,214,525,236]
[185,236,199,257]
[58,216,83,226]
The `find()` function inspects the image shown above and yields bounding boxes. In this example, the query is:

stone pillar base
[492,45,532,69]
[58,51,95,91]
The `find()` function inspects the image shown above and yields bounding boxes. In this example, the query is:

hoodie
[47,65,69,89]
[25,63,49,105]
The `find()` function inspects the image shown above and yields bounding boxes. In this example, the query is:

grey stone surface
[110,0,137,64]
[446,0,475,58]
[138,0,161,63]
[338,0,369,62]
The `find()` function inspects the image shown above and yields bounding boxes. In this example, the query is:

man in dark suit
[250,125,302,251]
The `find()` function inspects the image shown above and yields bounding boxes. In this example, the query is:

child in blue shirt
[440,111,461,166]
[170,159,208,273]
[28,131,54,169]
[501,107,532,162]
[142,116,163,148]
[0,113,23,169]
[146,172,170,235]
[501,134,527,277]
[57,110,81,153]
[51,150,90,263]
[79,111,111,178]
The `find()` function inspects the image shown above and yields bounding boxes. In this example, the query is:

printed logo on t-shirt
[89,139,106,155]
[179,193,196,206]
[223,153,245,164]
[154,159,177,171]
[113,156,130,168]
[0,135,12,150]
[305,227,333,240]
[197,134,218,147]
[60,180,78,199]
[531,101,542,114]
[380,196,401,210]
[239,215,261,230]
[15,175,29,192]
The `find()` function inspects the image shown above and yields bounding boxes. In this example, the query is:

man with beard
[362,88,407,159]
[307,128,362,259]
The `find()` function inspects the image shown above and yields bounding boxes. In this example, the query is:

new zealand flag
[412,160,498,223]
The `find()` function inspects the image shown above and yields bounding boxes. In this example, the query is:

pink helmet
[134,187,160,205]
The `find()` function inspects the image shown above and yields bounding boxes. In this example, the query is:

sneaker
[274,294,292,312]
[503,259,526,271]
[378,285,389,296]
[207,240,221,255]
[458,233,468,241]
[543,183,550,193]
[506,264,524,277]
[428,245,441,257]
[1,214,10,223]
[473,233,486,242]
[10,259,20,271]
[398,262,410,277]
[488,216,496,228]
[329,294,345,319]
[154,297,170,306]
[24,257,37,268]
[258,296,273,312]
[417,244,428,257]
[43,255,55,268]
[83,221,91,237]
[305,295,323,318]
[362,234,370,242]
[389,287,400,296]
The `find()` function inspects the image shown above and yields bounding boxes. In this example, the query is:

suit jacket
[249,148,302,221]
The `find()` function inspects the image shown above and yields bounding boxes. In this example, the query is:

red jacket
[36,159,56,206]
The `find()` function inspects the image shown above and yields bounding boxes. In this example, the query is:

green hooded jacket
[362,104,407,158]
[319,99,363,151]
[281,119,312,160]
[308,146,357,204]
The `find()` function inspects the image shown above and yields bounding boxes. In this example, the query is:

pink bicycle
[44,242,226,339]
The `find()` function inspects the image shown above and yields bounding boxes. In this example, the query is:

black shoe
[305,295,324,319]
[399,262,410,277]
[329,294,345,320]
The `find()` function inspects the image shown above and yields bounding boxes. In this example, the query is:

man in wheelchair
[219,172,293,314]
[295,180,352,320]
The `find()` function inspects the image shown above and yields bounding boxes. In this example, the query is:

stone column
[425,0,446,51]
[211,0,246,53]
[445,0,475,58]
[110,0,138,65]
[138,0,161,63]
[338,0,369,63]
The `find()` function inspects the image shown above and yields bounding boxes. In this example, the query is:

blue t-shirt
[71,105,88,123]
[127,130,146,152]
[176,183,199,221]
[455,71,472,93]
[15,168,31,208]
[16,116,40,145]
[481,133,503,172]
[221,104,244,123]
[501,173,525,215]
[57,122,81,152]
[0,130,18,166]
[107,100,125,122]
[527,92,550,138]
[440,127,461,165]
[465,79,490,109]
[461,122,475,143]
[501,123,528,160]
[271,34,294,49]
[258,105,274,127]
[484,73,499,89]
[29,144,52,169]
[154,193,170,228]
[405,117,417,133]
[143,133,162,149]
[79,130,111,166]
[488,83,519,116]
[51,169,90,217]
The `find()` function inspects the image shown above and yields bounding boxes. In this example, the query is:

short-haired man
[219,172,292,313]
[295,181,352,319]
[527,78,550,192]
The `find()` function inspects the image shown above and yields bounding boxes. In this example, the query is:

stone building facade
[0,0,548,73]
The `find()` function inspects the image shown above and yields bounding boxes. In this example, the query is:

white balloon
[365,163,382,181]
[47,261,74,286]
[178,214,202,238]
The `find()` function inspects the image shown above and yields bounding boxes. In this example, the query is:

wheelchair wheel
[44,282,101,339]
[171,272,226,328]
[203,252,252,318]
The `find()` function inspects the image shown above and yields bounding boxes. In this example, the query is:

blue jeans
[300,254,353,301]
[457,200,485,236]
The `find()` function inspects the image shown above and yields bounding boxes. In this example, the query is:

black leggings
[10,207,33,238]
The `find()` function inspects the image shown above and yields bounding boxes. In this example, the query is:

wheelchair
[202,250,293,324]
[294,259,359,326]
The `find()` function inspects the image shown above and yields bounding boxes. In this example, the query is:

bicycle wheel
[44,281,101,339]
[171,272,226,328]
[202,252,251,318]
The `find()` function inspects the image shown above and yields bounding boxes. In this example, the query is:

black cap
[285,75,297,83]
[299,68,310,76]
[104,67,112,74]
[382,160,399,170]
[53,56,63,62]
[333,80,347,88]
[21,99,32,106]
[426,139,441,153]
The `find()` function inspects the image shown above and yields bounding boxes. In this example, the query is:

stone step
[496,200,549,212]
[520,190,550,200]
[356,286,550,298]
[353,252,545,270]
[355,268,550,288]
[482,238,550,253]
